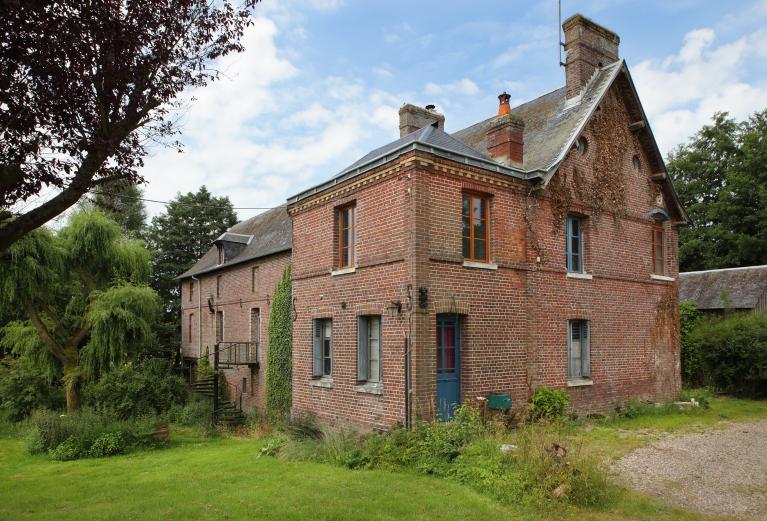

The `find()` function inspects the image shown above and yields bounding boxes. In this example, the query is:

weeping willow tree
[0,210,160,412]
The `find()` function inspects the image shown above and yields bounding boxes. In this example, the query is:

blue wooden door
[436,316,461,420]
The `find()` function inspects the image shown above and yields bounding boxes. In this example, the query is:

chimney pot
[498,92,511,116]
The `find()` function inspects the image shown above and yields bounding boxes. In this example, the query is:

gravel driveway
[613,420,767,520]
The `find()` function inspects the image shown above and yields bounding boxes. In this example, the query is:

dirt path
[613,420,767,520]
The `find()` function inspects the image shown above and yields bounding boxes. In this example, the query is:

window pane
[472,197,482,222]
[462,237,471,258]
[474,239,486,261]
[444,347,455,371]
[462,195,470,217]
[442,325,455,347]
[462,216,470,239]
[474,218,487,241]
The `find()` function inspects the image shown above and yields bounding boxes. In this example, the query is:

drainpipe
[192,275,202,360]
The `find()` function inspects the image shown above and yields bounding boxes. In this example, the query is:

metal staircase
[189,341,259,427]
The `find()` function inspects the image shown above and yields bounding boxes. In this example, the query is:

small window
[216,275,222,298]
[357,316,382,383]
[576,136,588,155]
[215,311,224,343]
[189,280,195,302]
[218,245,224,265]
[338,204,357,268]
[632,155,641,173]
[652,226,664,274]
[242,377,247,396]
[566,215,584,273]
[312,318,332,378]
[568,320,590,380]
[462,193,489,262]
[251,266,258,293]
[188,313,194,343]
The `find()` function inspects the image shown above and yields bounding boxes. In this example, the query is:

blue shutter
[357,317,369,382]
[582,321,590,378]
[566,216,573,272]
[567,321,574,379]
[312,320,322,378]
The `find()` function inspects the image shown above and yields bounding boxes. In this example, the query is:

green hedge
[266,265,292,421]
[684,311,767,397]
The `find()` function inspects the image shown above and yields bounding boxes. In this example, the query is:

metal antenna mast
[558,0,566,68]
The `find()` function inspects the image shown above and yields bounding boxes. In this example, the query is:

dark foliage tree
[0,210,160,412]
[668,110,767,271]
[145,186,237,355]
[0,0,260,252]
[89,179,148,238]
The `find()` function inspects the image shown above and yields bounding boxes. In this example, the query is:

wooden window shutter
[357,317,369,382]
[312,320,323,378]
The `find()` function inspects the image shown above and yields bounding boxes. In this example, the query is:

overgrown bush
[167,393,212,427]
[0,357,64,422]
[275,404,610,508]
[529,387,570,421]
[685,311,767,397]
[83,359,187,419]
[25,409,160,460]
[680,300,704,385]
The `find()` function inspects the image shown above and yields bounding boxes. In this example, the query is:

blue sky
[136,0,767,221]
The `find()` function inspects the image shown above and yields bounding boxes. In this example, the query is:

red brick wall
[180,251,291,411]
[288,80,681,427]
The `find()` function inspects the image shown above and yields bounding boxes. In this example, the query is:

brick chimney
[562,14,620,99]
[399,103,445,137]
[487,93,524,166]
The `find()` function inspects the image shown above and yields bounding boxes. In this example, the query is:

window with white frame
[357,316,382,383]
[568,320,590,380]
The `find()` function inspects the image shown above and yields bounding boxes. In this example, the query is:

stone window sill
[566,272,593,280]
[310,377,333,389]
[567,378,593,387]
[650,274,675,282]
[353,382,384,395]
[463,260,498,270]
[331,267,357,276]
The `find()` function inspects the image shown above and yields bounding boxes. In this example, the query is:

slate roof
[179,205,292,279]
[287,124,530,204]
[679,265,767,311]
[453,61,622,172]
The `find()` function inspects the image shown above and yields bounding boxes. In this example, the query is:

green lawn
[1,396,765,521]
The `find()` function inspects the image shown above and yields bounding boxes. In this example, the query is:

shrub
[83,359,187,419]
[679,388,712,409]
[25,409,157,460]
[0,357,65,422]
[529,387,570,421]
[685,311,767,397]
[680,300,704,385]
[168,394,212,427]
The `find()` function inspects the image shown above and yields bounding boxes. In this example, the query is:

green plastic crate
[487,393,512,411]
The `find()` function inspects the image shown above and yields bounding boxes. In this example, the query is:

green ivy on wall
[266,264,292,421]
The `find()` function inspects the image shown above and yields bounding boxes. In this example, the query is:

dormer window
[214,232,253,265]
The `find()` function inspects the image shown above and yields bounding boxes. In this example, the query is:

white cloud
[425,78,480,96]
[372,65,394,79]
[633,25,767,154]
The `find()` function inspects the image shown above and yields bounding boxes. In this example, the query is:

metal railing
[215,341,259,367]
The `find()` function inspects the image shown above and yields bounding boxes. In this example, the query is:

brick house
[181,14,688,428]
[179,207,291,410]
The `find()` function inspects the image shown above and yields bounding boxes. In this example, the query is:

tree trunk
[63,365,82,413]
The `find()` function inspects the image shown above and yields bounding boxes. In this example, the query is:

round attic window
[632,155,641,173]
[576,137,588,155]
